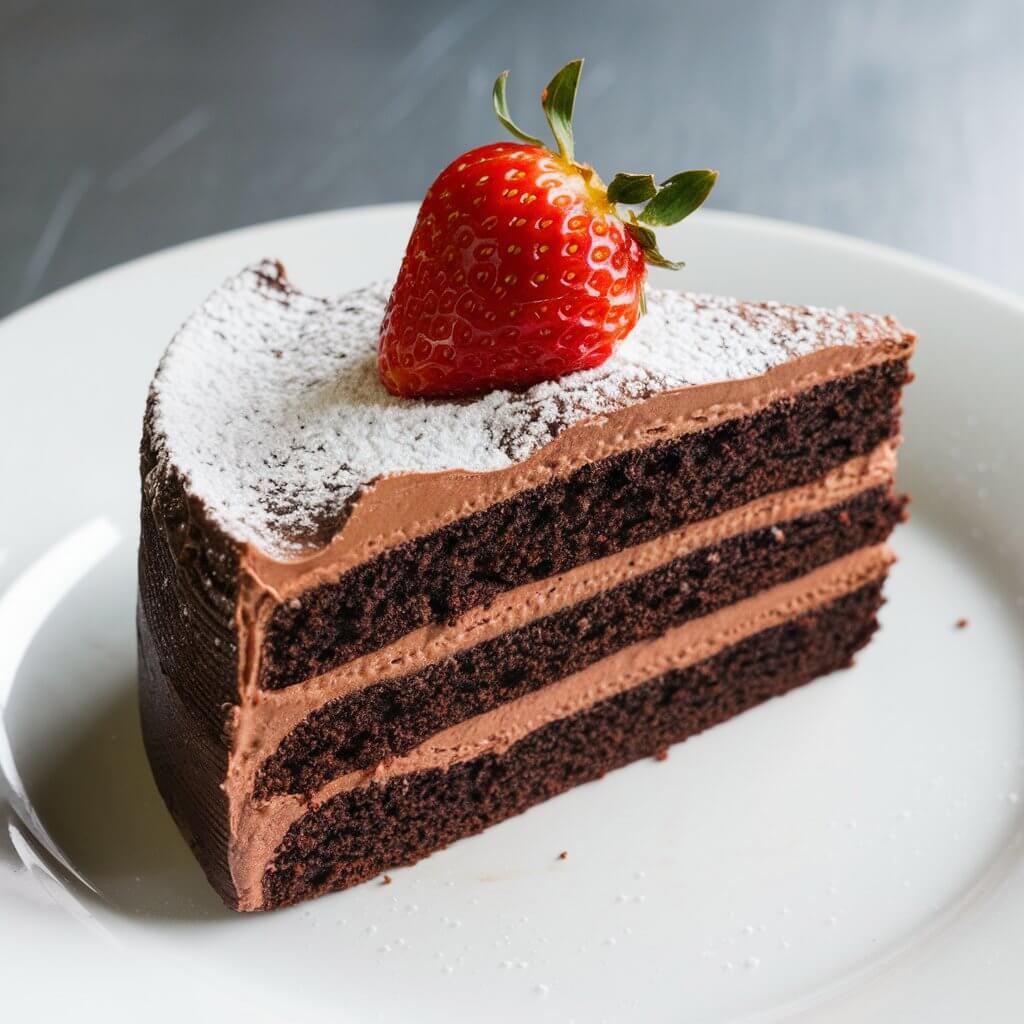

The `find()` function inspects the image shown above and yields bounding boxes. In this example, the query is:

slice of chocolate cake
[138,259,914,911]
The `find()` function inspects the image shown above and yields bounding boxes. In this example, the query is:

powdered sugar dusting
[149,260,898,554]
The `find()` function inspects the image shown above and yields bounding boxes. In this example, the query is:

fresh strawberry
[379,59,716,398]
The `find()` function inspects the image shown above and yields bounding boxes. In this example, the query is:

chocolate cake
[138,259,914,911]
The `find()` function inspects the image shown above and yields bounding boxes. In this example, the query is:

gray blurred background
[3,0,1022,318]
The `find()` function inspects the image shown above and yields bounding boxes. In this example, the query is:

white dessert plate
[2,205,1023,1023]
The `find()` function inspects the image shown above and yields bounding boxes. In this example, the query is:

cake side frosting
[147,260,908,558]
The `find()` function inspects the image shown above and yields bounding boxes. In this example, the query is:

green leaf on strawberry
[624,218,684,271]
[492,71,543,147]
[540,58,584,162]
[638,169,720,227]
[606,173,658,205]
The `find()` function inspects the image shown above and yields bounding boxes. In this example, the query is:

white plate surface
[2,206,1023,1022]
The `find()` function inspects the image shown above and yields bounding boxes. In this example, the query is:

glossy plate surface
[2,206,1023,1022]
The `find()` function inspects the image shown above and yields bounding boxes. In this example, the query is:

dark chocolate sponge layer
[256,486,903,798]
[261,359,907,689]
[261,581,885,910]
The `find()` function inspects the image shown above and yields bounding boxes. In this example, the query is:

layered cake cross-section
[138,260,914,911]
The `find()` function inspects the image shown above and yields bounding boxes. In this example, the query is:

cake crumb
[654,748,669,762]
[381,874,392,886]
[706,551,720,564]
[837,510,851,525]
[770,526,786,543]
[557,850,568,861]
[955,617,969,630]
